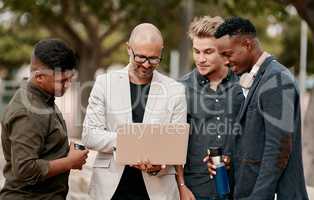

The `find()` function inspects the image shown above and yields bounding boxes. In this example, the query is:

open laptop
[115,123,190,165]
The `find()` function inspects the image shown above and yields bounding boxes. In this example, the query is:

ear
[34,71,44,83]
[241,38,253,51]
[126,42,131,56]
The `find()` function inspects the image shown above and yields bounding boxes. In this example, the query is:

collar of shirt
[26,81,55,106]
[250,51,271,75]
[241,51,271,98]
[196,68,233,88]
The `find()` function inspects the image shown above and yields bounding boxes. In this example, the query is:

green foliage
[209,0,288,19]
[0,23,48,68]
[1,0,314,77]
[0,0,184,75]
[278,16,314,74]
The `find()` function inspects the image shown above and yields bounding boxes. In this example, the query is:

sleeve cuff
[36,159,50,181]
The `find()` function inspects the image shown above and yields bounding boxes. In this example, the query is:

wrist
[64,157,73,171]
[175,174,185,187]
[178,182,187,192]
[178,181,185,188]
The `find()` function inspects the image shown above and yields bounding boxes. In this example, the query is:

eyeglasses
[130,48,162,65]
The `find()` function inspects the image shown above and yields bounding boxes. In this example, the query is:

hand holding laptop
[116,123,190,165]
[130,161,166,175]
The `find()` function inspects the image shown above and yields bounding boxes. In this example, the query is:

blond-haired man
[180,16,244,200]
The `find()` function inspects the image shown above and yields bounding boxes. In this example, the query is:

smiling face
[192,36,226,77]
[128,42,162,81]
[214,35,253,75]
[127,23,164,84]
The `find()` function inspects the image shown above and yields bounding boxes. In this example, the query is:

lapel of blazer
[238,56,275,121]
[117,65,132,123]
[143,70,161,123]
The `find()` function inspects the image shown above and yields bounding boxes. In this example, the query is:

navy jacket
[234,57,309,200]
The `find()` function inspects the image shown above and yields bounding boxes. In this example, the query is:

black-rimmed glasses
[130,48,162,65]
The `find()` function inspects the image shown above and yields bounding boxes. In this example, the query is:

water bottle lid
[208,147,223,157]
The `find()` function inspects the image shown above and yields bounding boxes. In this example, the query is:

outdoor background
[0,0,314,199]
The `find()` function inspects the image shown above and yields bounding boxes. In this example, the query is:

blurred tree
[278,15,314,74]
[210,0,314,32]
[0,25,48,75]
[2,0,312,82]
[208,0,314,72]
[0,0,183,107]
[281,0,314,31]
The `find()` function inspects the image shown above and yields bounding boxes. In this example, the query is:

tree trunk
[66,47,101,138]
[290,0,314,31]
[303,87,314,186]
[79,54,99,115]
[303,32,314,186]
[178,0,194,77]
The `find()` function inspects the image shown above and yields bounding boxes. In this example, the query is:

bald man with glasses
[82,23,187,200]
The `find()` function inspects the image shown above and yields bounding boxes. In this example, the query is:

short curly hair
[33,38,78,71]
[214,16,256,38]
[188,16,224,39]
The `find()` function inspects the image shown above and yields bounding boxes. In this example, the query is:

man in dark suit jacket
[212,16,309,200]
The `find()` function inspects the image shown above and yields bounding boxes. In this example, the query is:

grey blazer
[233,56,309,200]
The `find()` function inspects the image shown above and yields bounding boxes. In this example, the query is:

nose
[199,54,206,63]
[64,80,71,88]
[63,76,73,88]
[142,60,153,69]
[224,59,230,66]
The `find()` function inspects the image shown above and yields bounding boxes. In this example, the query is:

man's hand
[203,155,231,176]
[67,142,89,170]
[130,161,166,173]
[179,185,196,200]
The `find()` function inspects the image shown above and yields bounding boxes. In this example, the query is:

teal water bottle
[208,147,230,198]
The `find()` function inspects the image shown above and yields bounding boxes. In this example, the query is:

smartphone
[74,143,86,150]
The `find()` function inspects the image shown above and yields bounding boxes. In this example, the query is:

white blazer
[82,65,187,200]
